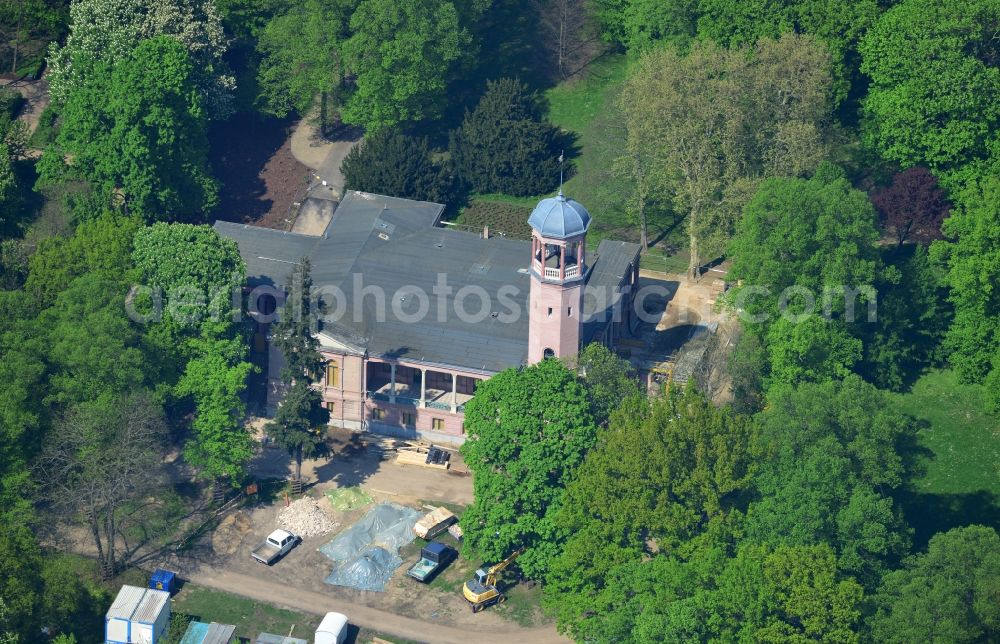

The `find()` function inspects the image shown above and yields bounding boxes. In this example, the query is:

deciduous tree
[24,212,141,309]
[568,342,639,424]
[544,387,754,640]
[870,525,1000,643]
[727,165,880,385]
[859,0,1000,187]
[708,543,864,642]
[933,176,1000,411]
[460,358,598,579]
[36,392,167,577]
[133,222,245,325]
[621,34,834,277]
[41,273,146,406]
[0,143,17,233]
[47,0,234,118]
[340,0,468,130]
[39,37,219,222]
[747,376,914,587]
[697,0,880,103]
[871,167,951,246]
[176,334,255,484]
[255,0,350,119]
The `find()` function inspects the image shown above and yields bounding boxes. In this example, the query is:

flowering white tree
[48,0,234,118]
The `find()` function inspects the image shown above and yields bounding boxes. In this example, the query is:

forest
[0,0,999,642]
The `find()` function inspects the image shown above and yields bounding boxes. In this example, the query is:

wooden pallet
[395,449,450,469]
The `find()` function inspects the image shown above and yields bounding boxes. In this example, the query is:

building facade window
[326,401,335,412]
[372,408,385,420]
[432,418,444,431]
[326,362,340,387]
[402,412,414,426]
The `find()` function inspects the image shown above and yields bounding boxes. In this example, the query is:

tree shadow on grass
[899,489,1000,550]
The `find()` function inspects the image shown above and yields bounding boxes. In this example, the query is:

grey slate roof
[216,191,639,374]
[527,190,592,239]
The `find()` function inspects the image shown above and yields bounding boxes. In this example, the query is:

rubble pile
[278,497,339,537]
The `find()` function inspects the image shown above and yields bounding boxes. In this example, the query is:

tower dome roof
[527,191,591,239]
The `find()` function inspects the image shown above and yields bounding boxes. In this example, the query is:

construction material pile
[325,486,373,512]
[278,497,339,538]
[319,502,421,592]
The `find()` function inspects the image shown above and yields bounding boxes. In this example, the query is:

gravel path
[1,76,48,136]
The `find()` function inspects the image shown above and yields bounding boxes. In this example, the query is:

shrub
[0,88,24,122]
[341,129,456,204]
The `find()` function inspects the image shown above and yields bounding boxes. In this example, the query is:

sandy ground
[288,114,361,200]
[248,428,473,506]
[146,430,568,641]
[1,75,48,135]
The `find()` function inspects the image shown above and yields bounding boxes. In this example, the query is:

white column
[420,368,426,408]
[451,374,458,413]
[390,363,396,403]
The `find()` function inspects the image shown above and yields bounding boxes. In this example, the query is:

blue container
[148,569,176,594]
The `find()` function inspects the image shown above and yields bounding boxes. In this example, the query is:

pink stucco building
[216,190,640,445]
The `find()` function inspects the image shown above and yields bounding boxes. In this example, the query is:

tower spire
[558,150,564,196]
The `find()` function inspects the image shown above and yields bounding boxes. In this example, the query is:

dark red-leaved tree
[871,167,951,246]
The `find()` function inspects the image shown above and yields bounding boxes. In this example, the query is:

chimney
[483,225,490,239]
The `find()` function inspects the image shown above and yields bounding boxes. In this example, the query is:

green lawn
[171,584,416,644]
[546,54,637,244]
[471,53,689,254]
[892,369,1000,546]
[171,585,317,642]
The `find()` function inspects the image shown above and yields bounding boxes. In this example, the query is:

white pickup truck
[251,529,300,565]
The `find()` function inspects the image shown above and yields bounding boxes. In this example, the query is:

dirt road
[185,567,570,644]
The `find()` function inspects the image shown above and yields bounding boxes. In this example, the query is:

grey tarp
[318,502,421,592]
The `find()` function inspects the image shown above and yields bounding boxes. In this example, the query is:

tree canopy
[460,358,599,579]
[871,167,951,246]
[39,36,219,222]
[621,34,835,277]
[727,164,880,389]
[340,130,456,204]
[933,176,1000,411]
[449,78,563,197]
[133,222,245,324]
[859,0,1000,187]
[255,0,351,118]
[747,376,914,587]
[47,0,234,119]
[340,0,469,130]
[545,387,755,640]
[870,525,1000,642]
[570,342,640,425]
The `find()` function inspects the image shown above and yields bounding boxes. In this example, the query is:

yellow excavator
[462,548,525,612]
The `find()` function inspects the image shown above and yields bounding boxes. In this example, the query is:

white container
[130,588,171,644]
[314,612,349,644]
[105,585,146,644]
